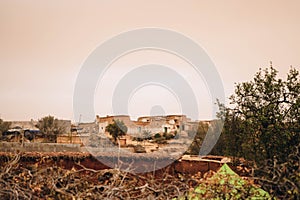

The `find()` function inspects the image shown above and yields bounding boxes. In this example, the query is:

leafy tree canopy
[214,66,300,163]
[36,115,65,142]
[0,119,11,136]
[105,120,127,142]
[212,65,300,199]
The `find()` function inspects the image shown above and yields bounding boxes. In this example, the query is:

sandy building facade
[96,114,199,137]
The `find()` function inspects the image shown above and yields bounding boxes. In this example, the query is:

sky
[0,0,299,122]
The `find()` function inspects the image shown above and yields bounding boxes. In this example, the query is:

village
[0,114,209,154]
[0,114,266,198]
[0,114,238,174]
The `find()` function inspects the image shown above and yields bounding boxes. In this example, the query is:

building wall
[99,121,108,134]
[0,142,81,152]
[77,122,98,134]
[56,120,72,134]
[7,119,72,134]
[57,135,89,145]
[9,120,38,129]
[96,115,194,137]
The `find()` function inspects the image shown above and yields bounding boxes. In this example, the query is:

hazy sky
[0,0,299,122]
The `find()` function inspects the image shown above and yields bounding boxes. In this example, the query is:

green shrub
[154,133,161,139]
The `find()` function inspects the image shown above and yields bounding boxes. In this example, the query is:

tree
[187,121,208,155]
[212,65,300,198]
[36,115,65,142]
[0,118,11,137]
[212,102,254,159]
[105,120,127,143]
[214,66,300,164]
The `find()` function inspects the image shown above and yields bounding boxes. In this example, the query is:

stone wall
[57,135,89,145]
[0,142,81,152]
[0,150,231,175]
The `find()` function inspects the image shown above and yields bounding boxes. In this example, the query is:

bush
[165,133,174,140]
[154,133,161,139]
[255,144,300,199]
[155,137,167,144]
